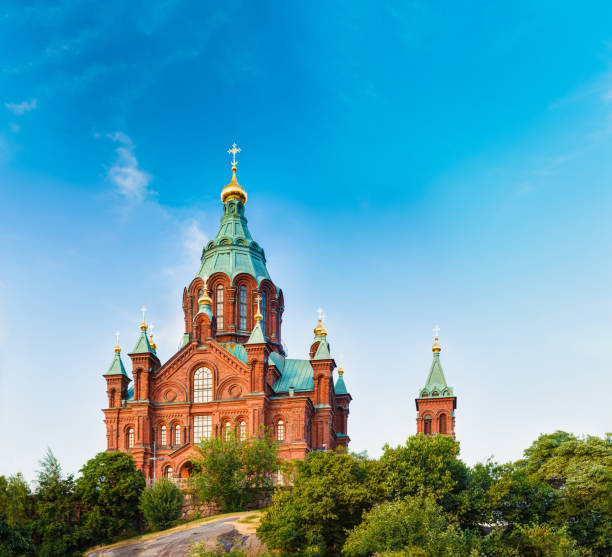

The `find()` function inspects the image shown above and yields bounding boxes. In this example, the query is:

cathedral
[102,145,351,482]
[415,331,457,438]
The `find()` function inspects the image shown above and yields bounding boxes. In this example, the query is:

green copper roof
[132,329,156,355]
[246,320,266,344]
[272,358,314,393]
[313,338,331,360]
[219,342,248,364]
[197,198,270,284]
[419,353,454,398]
[105,351,128,377]
[335,374,349,395]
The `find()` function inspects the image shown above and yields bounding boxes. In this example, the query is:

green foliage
[140,478,184,531]
[257,451,375,556]
[481,524,581,557]
[519,432,612,555]
[192,429,279,512]
[342,495,479,557]
[488,465,555,526]
[0,519,35,557]
[188,542,274,556]
[376,434,469,513]
[33,449,81,557]
[0,473,33,528]
[75,451,145,545]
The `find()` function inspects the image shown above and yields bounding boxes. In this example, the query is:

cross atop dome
[221,142,247,204]
[227,142,241,169]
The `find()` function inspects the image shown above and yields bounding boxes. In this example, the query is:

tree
[257,451,375,556]
[33,449,81,557]
[375,434,469,514]
[192,429,279,512]
[0,519,35,557]
[342,495,479,557]
[140,479,184,530]
[481,524,581,557]
[0,473,33,528]
[75,451,145,545]
[519,432,612,556]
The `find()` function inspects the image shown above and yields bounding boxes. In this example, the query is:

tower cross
[141,306,147,324]
[227,142,241,167]
[115,330,120,344]
[317,307,323,321]
[433,324,440,338]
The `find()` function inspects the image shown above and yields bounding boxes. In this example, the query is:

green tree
[519,432,612,555]
[0,519,35,557]
[33,449,81,557]
[75,451,145,545]
[140,478,184,530]
[481,524,581,557]
[0,473,33,528]
[257,451,374,556]
[192,429,279,512]
[342,495,478,557]
[376,434,469,513]
[488,465,555,526]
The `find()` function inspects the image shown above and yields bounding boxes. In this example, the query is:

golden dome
[140,320,148,331]
[432,337,441,353]
[149,333,157,351]
[313,317,327,337]
[221,166,247,204]
[114,343,121,354]
[198,287,213,306]
[338,364,344,376]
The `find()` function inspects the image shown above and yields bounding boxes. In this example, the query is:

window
[239,285,247,330]
[239,420,246,441]
[423,415,432,435]
[224,421,232,441]
[439,414,447,434]
[276,419,285,442]
[160,425,167,446]
[165,466,173,479]
[128,428,134,448]
[216,285,224,329]
[194,415,212,443]
[194,367,213,403]
[175,424,181,445]
[261,291,267,333]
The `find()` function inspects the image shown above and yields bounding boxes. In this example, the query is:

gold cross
[227,142,241,168]
[141,306,147,323]
[433,324,440,338]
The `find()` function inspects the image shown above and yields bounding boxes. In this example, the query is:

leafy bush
[140,479,184,531]
[192,428,279,512]
[342,495,479,557]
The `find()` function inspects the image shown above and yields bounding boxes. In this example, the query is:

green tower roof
[104,351,128,377]
[132,328,156,355]
[335,373,349,395]
[419,352,454,398]
[313,338,332,360]
[197,187,270,284]
[246,319,266,344]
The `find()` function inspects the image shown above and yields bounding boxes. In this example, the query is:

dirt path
[87,513,263,557]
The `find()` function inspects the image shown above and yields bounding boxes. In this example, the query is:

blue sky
[1,1,612,480]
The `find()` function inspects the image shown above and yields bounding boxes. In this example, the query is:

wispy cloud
[183,220,207,262]
[106,132,152,202]
[5,99,37,115]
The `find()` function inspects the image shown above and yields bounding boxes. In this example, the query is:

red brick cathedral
[103,145,351,482]
[415,331,457,438]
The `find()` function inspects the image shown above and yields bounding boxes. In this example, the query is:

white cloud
[106,132,151,202]
[5,99,37,115]
[183,220,207,262]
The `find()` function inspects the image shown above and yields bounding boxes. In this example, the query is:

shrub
[140,479,184,531]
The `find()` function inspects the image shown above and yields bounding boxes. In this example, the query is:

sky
[1,1,612,481]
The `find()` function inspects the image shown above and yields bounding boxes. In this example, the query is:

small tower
[415,327,457,438]
[128,307,160,402]
[103,333,131,408]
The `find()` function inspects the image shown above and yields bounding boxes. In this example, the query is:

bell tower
[415,327,457,438]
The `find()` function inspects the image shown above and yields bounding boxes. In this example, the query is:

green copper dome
[419,352,454,398]
[197,193,270,285]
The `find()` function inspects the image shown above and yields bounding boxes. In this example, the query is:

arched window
[224,421,232,441]
[276,419,285,442]
[127,428,134,448]
[194,367,213,403]
[439,414,447,434]
[261,291,267,334]
[216,284,224,329]
[165,466,173,479]
[175,424,181,445]
[195,289,203,313]
[423,415,432,435]
[239,285,247,330]
[160,425,167,446]
[239,420,247,441]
